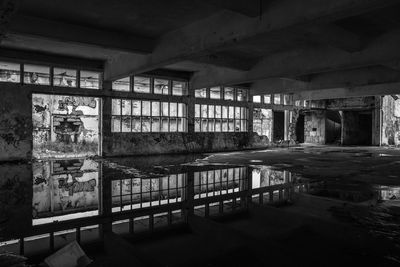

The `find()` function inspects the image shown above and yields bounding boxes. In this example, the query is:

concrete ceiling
[2,0,400,96]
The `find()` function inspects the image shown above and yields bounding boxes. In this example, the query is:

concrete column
[247,102,254,133]
[102,81,112,156]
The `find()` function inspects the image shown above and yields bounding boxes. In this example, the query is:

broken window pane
[195,88,207,98]
[253,95,261,103]
[142,101,151,116]
[112,77,130,91]
[152,101,160,116]
[53,68,77,87]
[24,64,50,85]
[121,99,131,116]
[264,94,271,104]
[172,81,188,95]
[0,61,20,83]
[169,102,177,117]
[112,99,121,115]
[237,89,247,101]
[210,87,221,99]
[132,100,141,116]
[134,76,150,93]
[80,70,100,89]
[154,79,169,95]
[224,87,234,100]
[274,94,281,105]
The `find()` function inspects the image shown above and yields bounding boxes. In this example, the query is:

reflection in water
[251,166,291,189]
[32,159,99,225]
[378,186,400,201]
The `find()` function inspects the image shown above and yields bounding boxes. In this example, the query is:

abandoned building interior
[1,0,400,266]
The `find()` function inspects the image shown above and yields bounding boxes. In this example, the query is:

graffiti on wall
[32,94,100,158]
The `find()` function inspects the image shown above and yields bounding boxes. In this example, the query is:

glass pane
[235,107,241,119]
[201,105,208,118]
[222,119,228,132]
[253,95,261,103]
[152,101,160,116]
[224,87,234,100]
[0,61,20,83]
[241,107,246,119]
[274,94,281,105]
[215,105,222,118]
[178,118,185,132]
[284,94,292,105]
[80,70,100,89]
[172,81,187,95]
[241,120,246,132]
[210,87,221,99]
[208,119,215,132]
[195,88,207,98]
[134,76,150,93]
[228,106,234,118]
[237,89,247,101]
[195,104,200,118]
[112,77,130,91]
[228,119,234,132]
[121,99,131,116]
[161,118,169,132]
[154,79,169,95]
[132,100,141,116]
[112,99,121,115]
[222,106,228,119]
[195,119,200,132]
[162,102,169,116]
[201,119,208,132]
[235,120,241,132]
[208,105,215,118]
[264,94,271,104]
[170,118,177,132]
[53,68,77,87]
[178,103,186,117]
[122,116,131,132]
[142,101,151,116]
[111,116,121,132]
[170,102,177,117]
[215,119,221,132]
[152,118,160,132]
[24,64,50,85]
[142,117,151,132]
[132,118,141,132]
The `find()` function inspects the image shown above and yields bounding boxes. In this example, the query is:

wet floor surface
[1,145,400,265]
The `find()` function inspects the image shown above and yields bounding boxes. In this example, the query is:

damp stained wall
[382,95,400,146]
[304,110,326,144]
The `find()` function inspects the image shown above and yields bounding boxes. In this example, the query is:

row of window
[0,61,101,89]
[253,108,273,140]
[252,94,293,105]
[195,87,248,101]
[194,104,248,132]
[111,99,187,133]
[112,76,188,96]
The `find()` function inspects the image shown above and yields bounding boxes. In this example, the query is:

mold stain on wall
[32,94,100,158]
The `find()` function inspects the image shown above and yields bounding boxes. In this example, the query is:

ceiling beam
[105,0,399,80]
[190,30,400,89]
[203,0,263,17]
[8,15,155,54]
[190,52,259,71]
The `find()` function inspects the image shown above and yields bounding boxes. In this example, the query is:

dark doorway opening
[326,110,341,144]
[296,114,305,143]
[358,111,372,145]
[342,110,372,145]
[273,111,285,142]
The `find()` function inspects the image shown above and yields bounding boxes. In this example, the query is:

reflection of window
[172,80,188,96]
[24,64,50,85]
[0,61,20,83]
[253,108,272,140]
[194,104,247,132]
[210,87,221,99]
[112,77,130,91]
[133,76,150,93]
[54,68,77,87]
[224,87,234,100]
[273,94,281,105]
[195,88,207,98]
[194,167,247,199]
[112,174,186,211]
[112,98,187,133]
[154,79,169,95]
[253,95,261,103]
[80,70,101,89]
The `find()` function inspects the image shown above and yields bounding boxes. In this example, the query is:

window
[133,76,150,93]
[53,68,77,87]
[0,61,20,83]
[195,88,207,98]
[273,94,281,105]
[210,87,221,99]
[283,94,292,105]
[253,108,273,141]
[224,87,235,100]
[80,70,101,89]
[172,80,188,96]
[264,94,271,104]
[112,77,130,91]
[112,98,187,133]
[195,104,247,132]
[253,95,261,103]
[237,89,248,101]
[24,64,50,85]
[154,79,169,95]
[295,100,301,107]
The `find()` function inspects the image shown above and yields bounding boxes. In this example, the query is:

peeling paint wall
[382,95,400,146]
[32,94,100,158]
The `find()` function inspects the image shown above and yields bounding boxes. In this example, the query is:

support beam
[203,0,263,17]
[191,52,259,71]
[105,0,399,80]
[191,30,400,89]
[9,15,155,54]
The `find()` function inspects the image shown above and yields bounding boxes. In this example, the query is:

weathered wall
[382,95,400,146]
[304,110,326,144]
[0,84,32,161]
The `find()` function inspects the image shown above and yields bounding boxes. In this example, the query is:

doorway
[273,111,285,141]
[326,110,342,144]
[295,114,305,143]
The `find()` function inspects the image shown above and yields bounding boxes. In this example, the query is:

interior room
[1,0,400,266]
